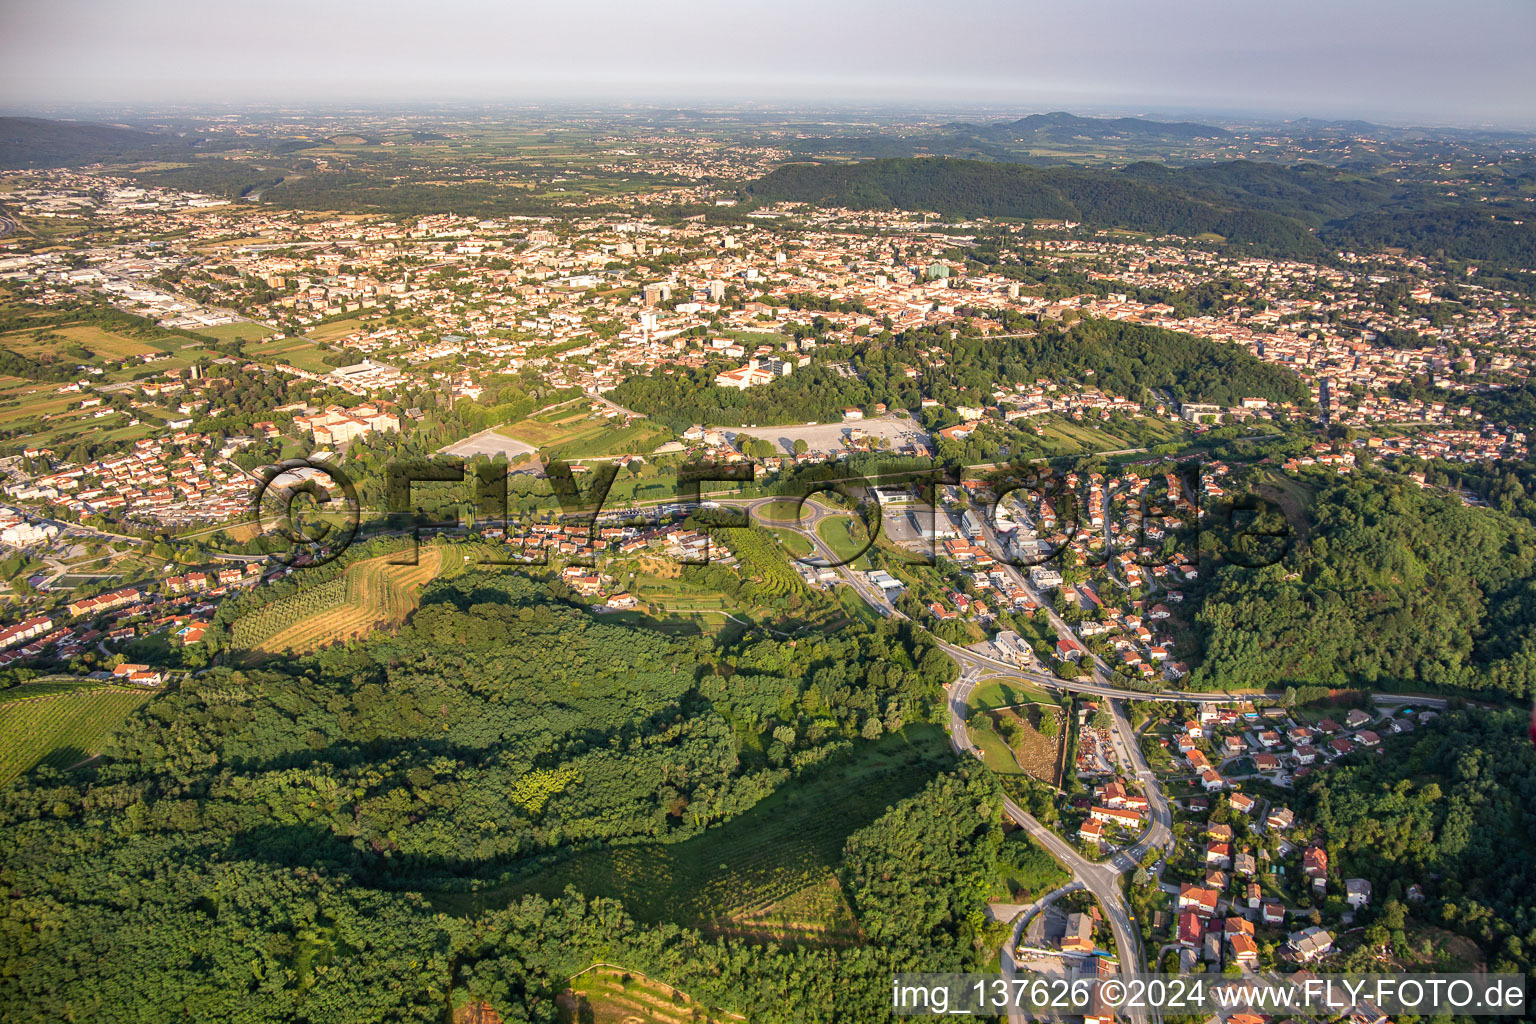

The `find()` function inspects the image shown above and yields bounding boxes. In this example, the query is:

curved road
[728,494,1168,1023]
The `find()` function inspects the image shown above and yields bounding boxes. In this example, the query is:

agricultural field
[192,321,277,345]
[229,546,455,658]
[303,315,377,344]
[630,573,732,620]
[436,725,953,938]
[0,684,152,783]
[1,323,161,361]
[0,326,224,452]
[500,403,668,457]
[707,874,861,946]
[556,966,740,1024]
[1034,415,1184,455]
[616,557,856,636]
[244,334,336,372]
[716,526,807,597]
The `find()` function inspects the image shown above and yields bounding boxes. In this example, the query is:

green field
[754,498,812,524]
[193,321,274,344]
[433,725,954,939]
[245,334,336,372]
[1,323,161,361]
[967,678,1056,711]
[816,515,873,568]
[303,315,375,344]
[968,716,1027,776]
[501,405,668,458]
[1035,415,1183,455]
[0,686,152,782]
[768,526,815,560]
[0,320,223,450]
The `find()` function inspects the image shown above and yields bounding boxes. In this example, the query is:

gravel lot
[717,415,931,455]
[439,429,538,460]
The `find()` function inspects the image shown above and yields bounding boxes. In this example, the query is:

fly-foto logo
[257,456,1295,571]
[249,457,362,568]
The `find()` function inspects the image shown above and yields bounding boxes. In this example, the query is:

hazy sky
[3,0,1534,126]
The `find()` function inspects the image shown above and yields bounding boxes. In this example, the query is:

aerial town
[1,92,1533,1024]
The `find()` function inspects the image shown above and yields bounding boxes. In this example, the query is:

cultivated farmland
[0,685,151,783]
[500,402,667,458]
[230,546,452,657]
[556,965,739,1024]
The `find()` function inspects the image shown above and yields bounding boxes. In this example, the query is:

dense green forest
[1194,472,1536,697]
[614,317,1307,433]
[1300,709,1536,973]
[747,157,1536,274]
[0,570,1015,1021]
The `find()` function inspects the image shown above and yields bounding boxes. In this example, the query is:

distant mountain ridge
[941,110,1227,143]
[985,110,1228,141]
[0,116,193,169]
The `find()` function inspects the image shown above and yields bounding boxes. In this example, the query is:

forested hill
[1195,473,1536,699]
[0,569,1002,1021]
[748,157,1325,254]
[613,317,1309,432]
[0,116,194,169]
[1300,709,1535,974]
[746,157,1536,273]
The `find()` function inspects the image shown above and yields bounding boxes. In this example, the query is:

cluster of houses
[1077,779,1151,847]
[1165,703,1432,790]
[10,430,255,526]
[166,563,262,593]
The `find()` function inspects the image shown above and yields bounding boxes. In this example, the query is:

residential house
[1176,910,1204,948]
[1287,926,1334,963]
[1060,912,1095,953]
[1178,883,1219,917]
[1303,846,1329,890]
